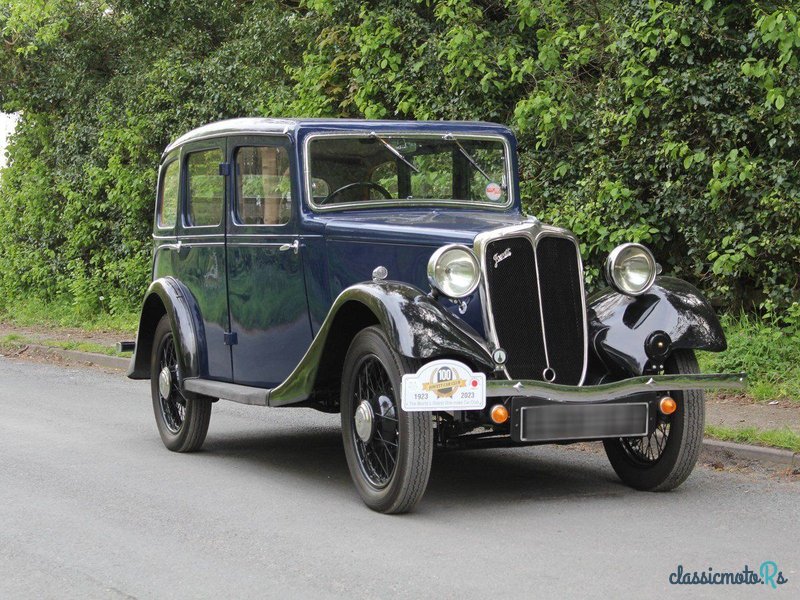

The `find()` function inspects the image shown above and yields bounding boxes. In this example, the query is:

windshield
[307,135,510,209]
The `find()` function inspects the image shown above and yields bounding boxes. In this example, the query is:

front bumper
[484,372,746,443]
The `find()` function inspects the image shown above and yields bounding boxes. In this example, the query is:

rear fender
[127,277,207,381]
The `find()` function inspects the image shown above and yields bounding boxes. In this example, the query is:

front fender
[127,277,207,380]
[269,281,494,406]
[588,276,726,376]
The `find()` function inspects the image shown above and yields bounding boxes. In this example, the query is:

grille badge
[493,248,512,268]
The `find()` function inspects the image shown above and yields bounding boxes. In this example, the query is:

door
[174,139,232,381]
[226,136,313,387]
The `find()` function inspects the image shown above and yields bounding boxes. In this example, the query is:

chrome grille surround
[474,220,589,385]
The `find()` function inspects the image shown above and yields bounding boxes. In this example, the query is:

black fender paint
[129,279,494,407]
[588,276,726,376]
[268,281,495,406]
[127,277,207,381]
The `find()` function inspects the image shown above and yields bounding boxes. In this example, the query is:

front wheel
[340,326,433,514]
[150,315,212,452]
[603,350,705,491]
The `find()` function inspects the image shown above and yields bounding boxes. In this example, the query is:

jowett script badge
[401,360,486,411]
[493,247,512,268]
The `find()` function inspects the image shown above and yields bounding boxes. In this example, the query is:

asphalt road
[1,358,797,599]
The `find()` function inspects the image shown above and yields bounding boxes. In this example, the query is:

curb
[702,438,798,468]
[2,342,130,370]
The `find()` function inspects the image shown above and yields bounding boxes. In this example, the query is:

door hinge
[219,162,231,176]
[223,331,238,346]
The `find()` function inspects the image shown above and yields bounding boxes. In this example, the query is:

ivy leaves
[0,0,797,320]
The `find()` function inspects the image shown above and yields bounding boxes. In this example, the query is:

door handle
[279,240,300,254]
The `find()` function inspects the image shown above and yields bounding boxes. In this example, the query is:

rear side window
[157,160,179,229]
[235,146,292,225]
[186,149,224,227]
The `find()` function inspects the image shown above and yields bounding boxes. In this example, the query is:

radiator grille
[483,234,585,384]
[484,237,547,380]
[535,236,585,385]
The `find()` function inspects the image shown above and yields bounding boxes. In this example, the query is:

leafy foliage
[0,0,798,320]
[699,314,800,402]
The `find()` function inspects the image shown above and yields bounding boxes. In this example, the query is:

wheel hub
[354,400,375,443]
[158,366,172,399]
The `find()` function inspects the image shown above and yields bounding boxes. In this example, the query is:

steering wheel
[320,181,392,205]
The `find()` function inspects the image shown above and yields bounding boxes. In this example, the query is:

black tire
[603,350,705,491]
[150,315,212,452]
[340,326,433,514]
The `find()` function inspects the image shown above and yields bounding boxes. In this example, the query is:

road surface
[1,358,797,599]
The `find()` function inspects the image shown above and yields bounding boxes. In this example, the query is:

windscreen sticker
[485,182,503,201]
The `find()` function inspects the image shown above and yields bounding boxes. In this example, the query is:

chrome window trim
[303,131,515,213]
[473,221,589,385]
[230,140,293,229]
[183,147,227,229]
[156,157,180,231]
[226,233,301,239]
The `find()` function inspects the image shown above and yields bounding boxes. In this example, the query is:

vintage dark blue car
[127,118,745,513]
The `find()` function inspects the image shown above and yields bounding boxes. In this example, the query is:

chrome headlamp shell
[427,244,481,299]
[604,243,657,296]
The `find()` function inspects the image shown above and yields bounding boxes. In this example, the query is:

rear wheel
[603,350,705,491]
[340,326,433,513]
[150,315,212,452]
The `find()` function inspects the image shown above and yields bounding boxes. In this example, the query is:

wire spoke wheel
[157,333,186,433]
[340,326,433,513]
[621,418,671,465]
[150,315,212,452]
[603,350,705,492]
[351,356,399,488]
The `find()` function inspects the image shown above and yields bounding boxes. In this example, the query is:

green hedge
[1,1,798,322]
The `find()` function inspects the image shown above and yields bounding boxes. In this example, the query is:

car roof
[163,118,514,158]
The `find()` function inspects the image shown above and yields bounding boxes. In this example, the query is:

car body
[128,118,745,513]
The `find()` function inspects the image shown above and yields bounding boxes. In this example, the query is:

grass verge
[0,334,131,358]
[698,314,800,403]
[705,425,800,453]
[0,297,137,333]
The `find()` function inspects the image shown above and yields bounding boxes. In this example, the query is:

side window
[235,146,292,225]
[157,160,179,229]
[186,149,224,227]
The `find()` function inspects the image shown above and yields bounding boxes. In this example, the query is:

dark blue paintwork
[132,119,523,389]
[154,138,232,381]
[130,118,728,409]
[224,134,313,387]
[302,209,527,336]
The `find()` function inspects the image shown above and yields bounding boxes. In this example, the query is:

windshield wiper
[371,132,420,173]
[444,133,497,186]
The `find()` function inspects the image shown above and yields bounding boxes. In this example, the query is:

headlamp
[604,243,657,296]
[427,245,481,298]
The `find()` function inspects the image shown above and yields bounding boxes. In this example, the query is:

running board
[183,378,269,406]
